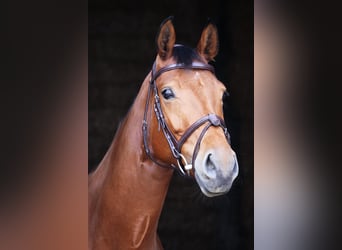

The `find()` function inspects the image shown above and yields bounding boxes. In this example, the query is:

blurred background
[89,0,253,250]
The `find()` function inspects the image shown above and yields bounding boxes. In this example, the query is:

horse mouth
[194,172,229,197]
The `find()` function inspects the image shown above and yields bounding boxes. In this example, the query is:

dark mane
[172,44,205,66]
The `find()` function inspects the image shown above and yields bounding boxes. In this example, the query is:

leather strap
[150,62,215,83]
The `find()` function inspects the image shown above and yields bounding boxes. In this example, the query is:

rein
[142,61,231,177]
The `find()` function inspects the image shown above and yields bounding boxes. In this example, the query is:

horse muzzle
[194,149,239,197]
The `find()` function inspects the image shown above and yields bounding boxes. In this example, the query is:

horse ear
[156,16,176,61]
[197,21,219,62]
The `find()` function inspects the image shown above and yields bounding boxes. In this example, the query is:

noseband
[142,61,231,177]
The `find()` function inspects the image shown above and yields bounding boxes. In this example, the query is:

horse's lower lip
[194,172,227,197]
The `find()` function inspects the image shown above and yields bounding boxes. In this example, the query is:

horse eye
[161,88,175,100]
[222,91,230,102]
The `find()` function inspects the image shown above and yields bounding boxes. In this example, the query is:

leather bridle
[142,60,231,177]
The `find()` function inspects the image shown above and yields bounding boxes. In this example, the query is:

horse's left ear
[197,21,219,62]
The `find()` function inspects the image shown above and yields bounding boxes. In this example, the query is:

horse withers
[89,17,239,250]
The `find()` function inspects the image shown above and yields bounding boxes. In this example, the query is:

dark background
[89,0,253,249]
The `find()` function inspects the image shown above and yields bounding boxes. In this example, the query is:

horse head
[146,17,239,197]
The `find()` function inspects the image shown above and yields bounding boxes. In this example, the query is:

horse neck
[107,71,173,201]
[90,72,173,246]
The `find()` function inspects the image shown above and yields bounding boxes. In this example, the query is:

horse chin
[194,172,232,197]
[198,185,228,197]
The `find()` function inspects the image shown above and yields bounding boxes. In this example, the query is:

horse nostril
[203,153,217,179]
[206,153,215,170]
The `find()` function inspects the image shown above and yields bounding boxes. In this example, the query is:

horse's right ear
[156,16,176,61]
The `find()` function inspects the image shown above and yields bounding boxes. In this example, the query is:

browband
[150,62,215,83]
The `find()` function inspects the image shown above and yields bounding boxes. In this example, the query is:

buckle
[177,153,192,176]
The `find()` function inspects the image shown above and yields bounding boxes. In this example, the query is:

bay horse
[89,17,239,250]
